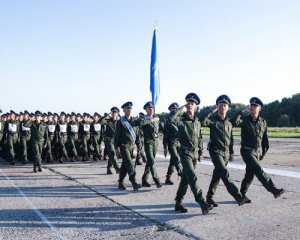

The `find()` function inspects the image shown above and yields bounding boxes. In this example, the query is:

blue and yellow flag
[150,29,160,105]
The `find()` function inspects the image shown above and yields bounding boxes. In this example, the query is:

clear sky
[0,0,299,115]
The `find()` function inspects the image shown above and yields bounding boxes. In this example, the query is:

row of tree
[159,93,300,127]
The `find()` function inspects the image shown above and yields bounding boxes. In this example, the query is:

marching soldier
[91,112,102,161]
[31,111,48,173]
[0,110,5,157]
[169,93,213,214]
[231,97,284,201]
[135,112,147,165]
[140,101,162,188]
[99,107,120,174]
[56,112,69,162]
[202,95,247,207]
[45,112,56,163]
[115,102,141,191]
[80,113,91,161]
[19,111,32,164]
[68,112,80,161]
[4,110,20,165]
[163,102,183,185]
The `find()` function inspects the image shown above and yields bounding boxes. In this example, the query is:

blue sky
[0,0,299,115]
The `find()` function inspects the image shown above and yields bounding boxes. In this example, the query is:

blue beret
[42,113,47,117]
[121,101,133,109]
[60,111,66,116]
[168,102,179,110]
[94,112,101,117]
[47,112,53,116]
[76,113,82,117]
[71,112,76,116]
[24,110,30,115]
[35,111,42,116]
[54,113,59,117]
[10,110,16,115]
[250,97,263,107]
[143,101,155,110]
[216,95,231,105]
[19,112,24,115]
[111,107,120,113]
[185,93,200,105]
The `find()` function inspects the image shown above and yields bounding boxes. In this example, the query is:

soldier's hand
[198,155,204,162]
[177,167,183,177]
[163,148,168,158]
[115,148,121,159]
[229,154,234,162]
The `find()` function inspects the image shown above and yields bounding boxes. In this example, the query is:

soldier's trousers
[91,134,101,156]
[81,136,90,158]
[69,136,79,158]
[20,137,30,163]
[32,141,44,167]
[207,151,242,200]
[136,140,146,162]
[119,146,137,184]
[175,149,205,203]
[105,139,119,170]
[59,136,69,159]
[7,134,18,162]
[142,139,160,183]
[240,149,276,194]
[167,143,182,176]
[46,135,55,160]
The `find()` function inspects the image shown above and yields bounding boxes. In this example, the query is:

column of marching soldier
[0,92,285,214]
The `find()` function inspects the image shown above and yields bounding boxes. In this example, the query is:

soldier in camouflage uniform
[80,113,91,161]
[0,110,5,157]
[231,97,284,201]
[4,110,19,165]
[169,93,213,214]
[68,112,80,162]
[202,95,247,207]
[56,112,69,162]
[91,112,102,161]
[19,111,32,164]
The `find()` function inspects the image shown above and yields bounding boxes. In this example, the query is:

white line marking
[156,154,300,179]
[0,169,68,240]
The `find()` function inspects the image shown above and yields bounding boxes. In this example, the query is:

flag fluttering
[150,28,160,105]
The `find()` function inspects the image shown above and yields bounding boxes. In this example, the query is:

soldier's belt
[241,146,259,151]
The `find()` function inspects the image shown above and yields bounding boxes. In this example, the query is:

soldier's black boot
[70,157,75,162]
[142,180,151,187]
[241,193,252,203]
[132,181,142,191]
[59,158,64,163]
[199,199,214,214]
[236,196,247,206]
[165,175,174,185]
[38,165,42,172]
[115,167,120,174]
[155,180,163,188]
[33,164,37,173]
[206,196,218,207]
[272,188,285,198]
[107,167,113,175]
[118,181,126,190]
[175,200,188,213]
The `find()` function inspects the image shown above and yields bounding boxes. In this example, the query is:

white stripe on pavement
[0,169,68,240]
[156,154,300,179]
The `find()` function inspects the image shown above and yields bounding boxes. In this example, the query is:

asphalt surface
[0,137,299,240]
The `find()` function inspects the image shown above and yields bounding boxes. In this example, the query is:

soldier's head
[93,112,100,121]
[250,97,263,117]
[216,95,231,116]
[10,110,16,121]
[185,93,200,113]
[23,111,29,121]
[83,113,89,122]
[143,101,155,116]
[168,102,179,112]
[110,107,119,119]
[35,111,42,123]
[60,112,66,122]
[76,113,82,122]
[121,102,133,117]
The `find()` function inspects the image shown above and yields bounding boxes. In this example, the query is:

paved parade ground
[0,137,299,240]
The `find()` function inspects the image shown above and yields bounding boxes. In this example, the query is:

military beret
[19,112,24,116]
[250,97,263,107]
[216,95,231,105]
[15,113,19,117]
[24,110,30,115]
[83,112,88,117]
[94,112,101,117]
[168,102,179,110]
[185,93,200,105]
[121,101,133,109]
[42,113,47,117]
[143,101,155,110]
[71,112,76,116]
[111,107,120,113]
[10,110,16,115]
[35,111,42,116]
[60,111,66,116]
[29,113,34,117]
[54,113,59,117]
[48,112,53,116]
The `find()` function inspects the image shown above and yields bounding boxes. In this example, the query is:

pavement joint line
[43,166,201,240]
[0,168,68,240]
[156,154,300,179]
